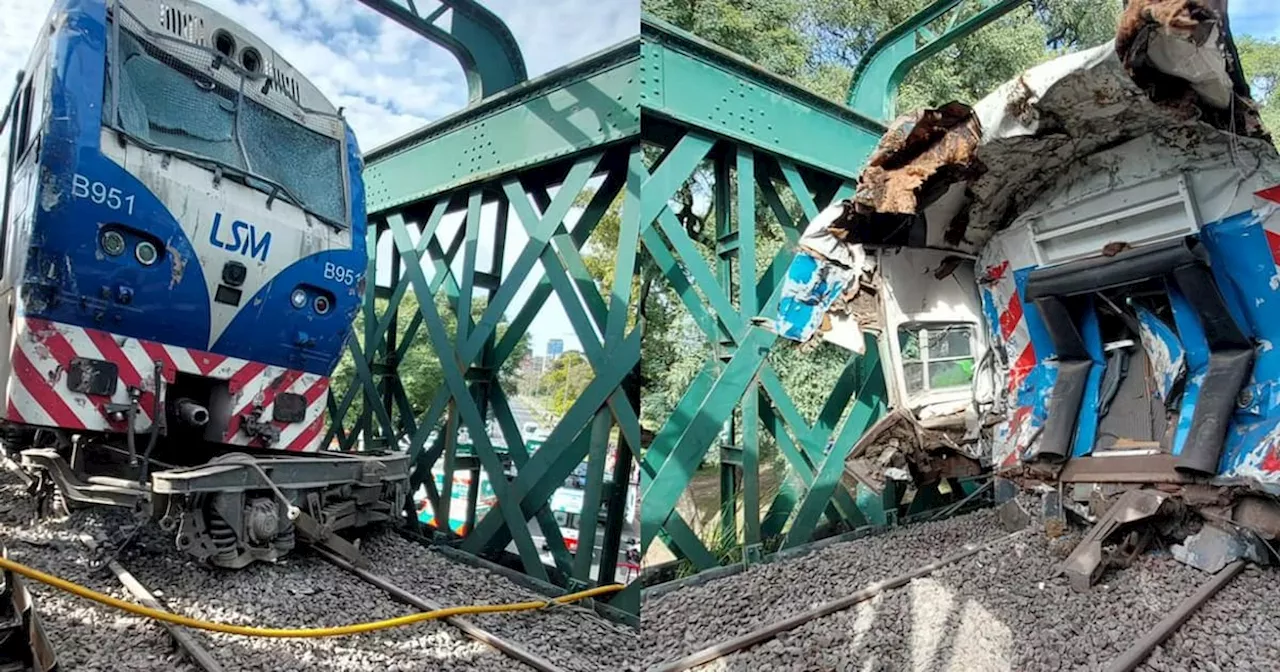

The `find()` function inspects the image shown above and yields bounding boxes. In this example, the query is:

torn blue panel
[774,251,853,342]
[1071,297,1106,459]
[1012,266,1057,422]
[1217,417,1280,491]
[1169,284,1209,457]
[1200,211,1280,421]
[1199,212,1267,343]
[1134,305,1186,403]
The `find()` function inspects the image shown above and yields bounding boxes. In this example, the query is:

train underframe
[0,424,409,570]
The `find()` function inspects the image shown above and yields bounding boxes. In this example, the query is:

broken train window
[898,324,976,396]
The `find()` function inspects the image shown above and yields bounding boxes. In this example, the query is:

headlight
[290,288,307,309]
[101,230,126,256]
[135,241,158,266]
[313,295,331,315]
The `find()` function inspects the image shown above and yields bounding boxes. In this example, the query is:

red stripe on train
[11,346,82,428]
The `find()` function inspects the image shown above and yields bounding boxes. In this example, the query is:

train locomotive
[0,0,409,568]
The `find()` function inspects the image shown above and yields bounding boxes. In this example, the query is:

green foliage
[643,0,811,77]
[539,351,593,416]
[329,290,531,436]
[1238,36,1280,147]
[801,0,1122,109]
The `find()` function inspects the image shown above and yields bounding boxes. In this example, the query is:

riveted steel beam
[355,0,526,102]
[846,0,1028,122]
[364,39,640,213]
[640,15,886,180]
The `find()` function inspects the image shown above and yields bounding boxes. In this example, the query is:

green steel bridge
[333,0,1027,621]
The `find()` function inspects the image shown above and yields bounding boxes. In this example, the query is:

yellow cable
[0,555,624,638]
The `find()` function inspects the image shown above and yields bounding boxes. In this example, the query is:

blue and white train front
[0,0,406,568]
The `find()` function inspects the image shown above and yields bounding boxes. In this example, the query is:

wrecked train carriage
[777,1,1280,535]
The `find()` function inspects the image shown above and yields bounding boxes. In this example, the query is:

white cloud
[0,0,636,354]
[1,0,637,148]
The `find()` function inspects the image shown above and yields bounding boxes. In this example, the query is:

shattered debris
[851,101,984,220]
[841,409,981,495]
[1116,0,1264,138]
[1171,522,1267,573]
[802,0,1267,257]
[773,201,876,352]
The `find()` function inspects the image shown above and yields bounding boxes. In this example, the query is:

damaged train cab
[776,1,1280,574]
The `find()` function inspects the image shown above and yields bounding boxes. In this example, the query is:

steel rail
[1104,559,1246,672]
[312,545,567,672]
[79,537,223,672]
[652,529,1031,672]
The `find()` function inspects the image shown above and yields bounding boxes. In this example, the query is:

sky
[1233,0,1280,40]
[0,1,1277,359]
[0,0,637,357]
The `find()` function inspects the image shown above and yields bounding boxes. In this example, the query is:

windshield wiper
[132,137,342,228]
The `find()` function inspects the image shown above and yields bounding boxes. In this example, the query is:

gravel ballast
[360,533,640,672]
[0,469,636,671]
[1140,564,1280,672]
[646,501,1280,672]
[640,508,1009,668]
[703,528,1207,672]
[0,475,201,672]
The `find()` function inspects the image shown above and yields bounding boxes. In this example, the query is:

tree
[329,289,531,437]
[1237,36,1280,148]
[540,351,593,416]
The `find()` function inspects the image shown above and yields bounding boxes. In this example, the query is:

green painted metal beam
[355,0,527,102]
[364,38,640,213]
[846,0,1028,122]
[639,15,886,182]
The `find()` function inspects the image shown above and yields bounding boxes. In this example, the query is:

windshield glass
[108,20,346,226]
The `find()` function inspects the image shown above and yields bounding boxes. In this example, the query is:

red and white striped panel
[982,260,1037,393]
[221,363,330,453]
[4,317,329,452]
[1256,185,1280,264]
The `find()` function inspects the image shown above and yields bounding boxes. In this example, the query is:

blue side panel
[26,0,213,349]
[1169,284,1209,457]
[979,286,1001,348]
[1198,211,1280,481]
[1015,266,1056,361]
[1013,266,1057,420]
[774,251,850,342]
[1198,212,1260,343]
[1071,297,1104,459]
[1200,211,1280,416]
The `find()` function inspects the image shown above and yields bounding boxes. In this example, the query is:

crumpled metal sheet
[774,201,871,351]
[830,0,1266,255]
[852,102,984,217]
[842,408,982,494]
[1117,0,1248,112]
[1171,522,1266,573]
[1134,304,1186,403]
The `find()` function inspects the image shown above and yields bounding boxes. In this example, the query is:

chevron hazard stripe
[3,317,329,452]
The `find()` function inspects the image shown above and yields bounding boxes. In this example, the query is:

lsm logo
[209,213,271,262]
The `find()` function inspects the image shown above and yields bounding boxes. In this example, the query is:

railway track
[0,470,637,672]
[642,504,1279,672]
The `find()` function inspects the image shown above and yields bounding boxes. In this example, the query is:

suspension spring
[207,514,238,565]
